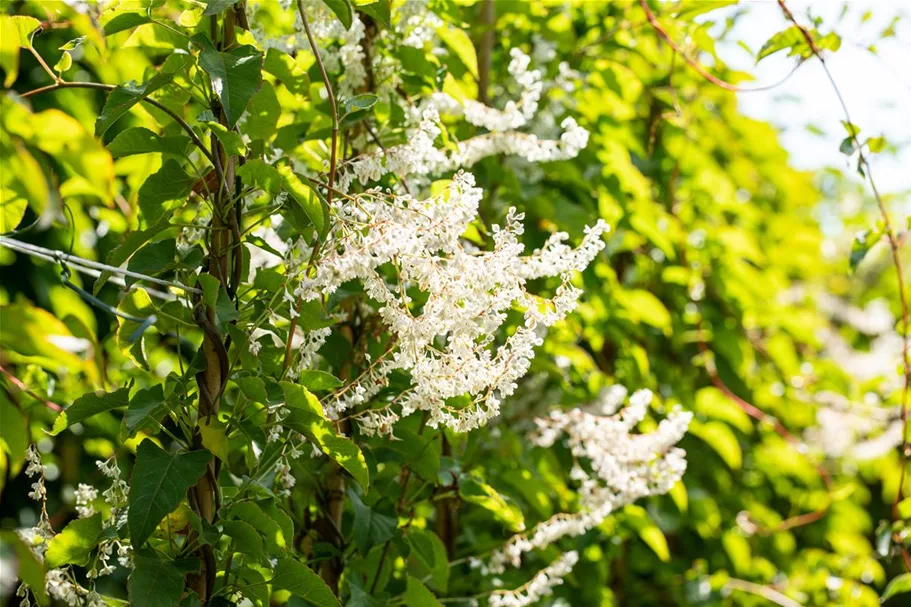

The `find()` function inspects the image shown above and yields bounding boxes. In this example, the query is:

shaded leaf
[128,440,210,547]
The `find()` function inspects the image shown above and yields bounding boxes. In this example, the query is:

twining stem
[775,0,911,566]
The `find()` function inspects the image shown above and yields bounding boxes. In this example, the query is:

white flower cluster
[296,172,607,431]
[487,388,691,574]
[488,551,579,607]
[338,107,588,191]
[73,483,97,519]
[43,569,105,607]
[804,390,902,461]
[430,48,543,132]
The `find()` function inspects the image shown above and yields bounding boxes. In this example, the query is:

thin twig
[0,364,62,412]
[19,81,217,167]
[284,2,339,372]
[725,578,804,607]
[640,0,805,93]
[775,0,911,566]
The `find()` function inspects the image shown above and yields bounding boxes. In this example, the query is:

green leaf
[116,288,156,367]
[0,188,27,234]
[203,0,242,16]
[623,505,670,562]
[842,121,861,137]
[279,165,327,236]
[95,72,175,135]
[348,488,397,554]
[849,228,882,273]
[390,429,440,481]
[297,370,344,391]
[272,557,340,607]
[0,15,40,86]
[138,159,197,224]
[108,127,191,158]
[103,12,153,36]
[321,0,353,29]
[54,51,72,74]
[222,520,265,559]
[756,26,804,61]
[129,550,186,607]
[883,573,911,602]
[689,420,742,469]
[125,383,167,436]
[237,159,282,194]
[437,26,478,78]
[263,48,310,95]
[0,531,49,605]
[0,394,28,473]
[245,81,281,141]
[129,239,176,277]
[51,387,130,435]
[404,576,443,607]
[128,440,211,547]
[358,0,391,29]
[199,417,229,462]
[407,528,449,592]
[206,121,247,156]
[867,136,887,153]
[223,501,287,551]
[459,476,525,532]
[45,514,103,568]
[281,382,370,489]
[342,94,378,115]
[839,136,856,156]
[194,35,263,127]
[10,15,41,49]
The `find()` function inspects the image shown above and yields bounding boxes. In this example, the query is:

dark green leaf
[321,0,353,29]
[96,72,175,135]
[128,440,211,547]
[237,159,282,194]
[51,387,130,435]
[138,160,197,224]
[281,382,370,489]
[203,0,242,16]
[297,370,344,391]
[108,127,191,158]
[194,35,263,127]
[404,576,442,607]
[129,550,186,607]
[103,13,153,36]
[348,488,397,554]
[125,383,167,435]
[272,557,340,607]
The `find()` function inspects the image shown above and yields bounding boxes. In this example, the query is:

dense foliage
[0,1,909,606]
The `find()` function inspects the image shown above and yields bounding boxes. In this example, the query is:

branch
[639,0,804,93]
[0,364,62,412]
[18,81,217,167]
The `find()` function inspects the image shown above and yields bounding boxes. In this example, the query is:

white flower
[489,551,579,607]
[74,483,97,518]
[488,387,691,573]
